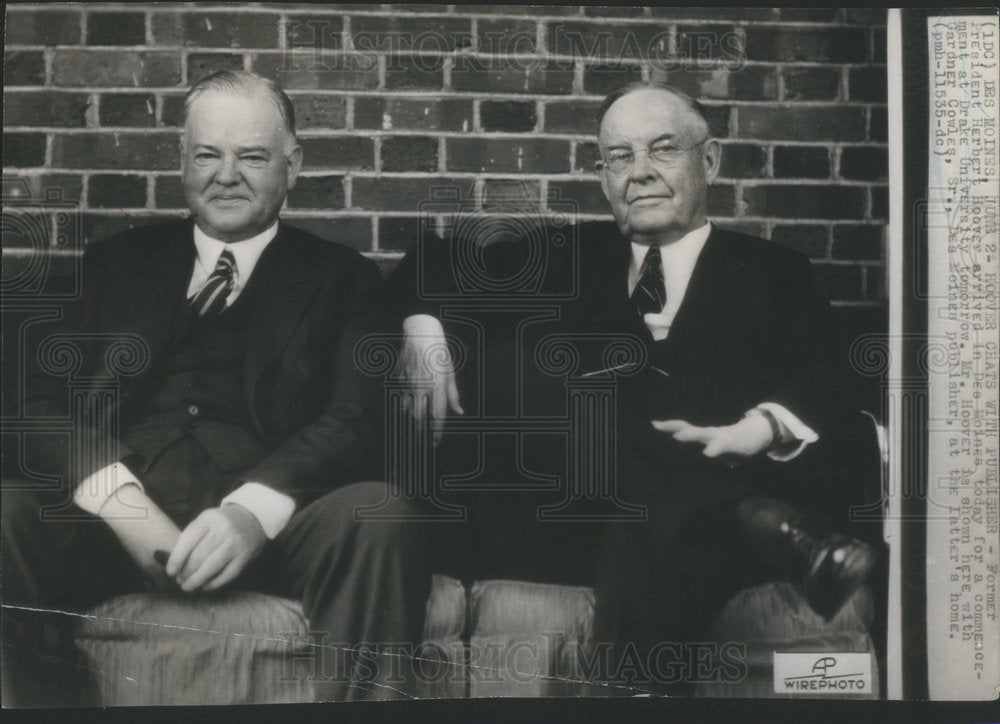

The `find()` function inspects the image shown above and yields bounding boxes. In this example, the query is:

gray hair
[184,70,297,139]
[596,81,710,136]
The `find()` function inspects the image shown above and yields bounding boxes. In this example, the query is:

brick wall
[3,4,888,305]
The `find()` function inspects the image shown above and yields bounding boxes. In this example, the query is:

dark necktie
[190,248,236,317]
[630,244,666,318]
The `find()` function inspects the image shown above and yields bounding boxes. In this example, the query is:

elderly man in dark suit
[2,71,429,705]
[391,82,876,691]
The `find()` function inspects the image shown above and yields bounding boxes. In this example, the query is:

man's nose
[214,156,241,185]
[628,149,657,182]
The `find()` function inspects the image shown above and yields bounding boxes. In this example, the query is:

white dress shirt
[75,221,297,539]
[627,222,818,461]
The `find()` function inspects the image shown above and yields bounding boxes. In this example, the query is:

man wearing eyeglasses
[389,82,877,692]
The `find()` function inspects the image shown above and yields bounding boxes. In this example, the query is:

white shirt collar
[630,221,712,274]
[191,222,279,295]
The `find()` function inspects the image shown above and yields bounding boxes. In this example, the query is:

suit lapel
[660,228,737,351]
[244,224,323,405]
[113,225,195,377]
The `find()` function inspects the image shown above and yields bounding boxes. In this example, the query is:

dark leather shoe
[781,519,878,621]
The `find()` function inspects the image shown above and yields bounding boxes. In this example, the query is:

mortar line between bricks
[7,45,889,69]
[5,4,887,25]
[2,84,890,102]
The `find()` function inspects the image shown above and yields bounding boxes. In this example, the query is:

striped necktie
[630,244,666,318]
[190,248,236,317]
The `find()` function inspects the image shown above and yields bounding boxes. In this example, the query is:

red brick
[676,25,746,63]
[840,147,887,181]
[873,29,886,63]
[160,94,186,128]
[871,186,887,221]
[583,64,643,95]
[773,146,831,179]
[384,55,445,90]
[354,98,473,131]
[783,67,840,101]
[743,27,867,63]
[812,263,863,301]
[545,100,603,134]
[446,138,569,173]
[5,51,46,85]
[3,174,84,204]
[86,12,145,46]
[844,8,888,24]
[291,95,347,129]
[287,175,345,209]
[482,179,542,211]
[52,50,182,87]
[378,216,434,251]
[187,53,245,84]
[3,133,47,167]
[869,108,887,143]
[88,174,147,208]
[252,53,379,90]
[708,184,736,216]
[285,16,344,51]
[738,106,865,142]
[651,66,778,101]
[80,213,169,246]
[584,6,645,17]
[285,217,372,251]
[777,8,840,22]
[154,175,186,208]
[720,221,768,238]
[477,18,537,54]
[4,91,90,127]
[864,263,886,300]
[453,5,580,16]
[351,16,473,52]
[352,177,475,211]
[848,67,887,102]
[770,224,829,258]
[742,185,866,219]
[154,12,280,48]
[574,141,601,172]
[480,101,537,132]
[99,94,156,127]
[547,180,606,214]
[649,8,776,21]
[705,105,732,138]
[547,21,669,61]
[51,133,179,170]
[451,58,573,95]
[382,136,438,172]
[298,137,373,170]
[832,225,883,260]
[6,9,81,46]
[718,143,766,179]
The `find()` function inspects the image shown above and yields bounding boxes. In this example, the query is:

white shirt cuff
[74,462,144,517]
[403,313,445,336]
[221,482,296,539]
[757,402,819,462]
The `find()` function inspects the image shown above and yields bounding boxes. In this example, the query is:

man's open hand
[651,415,773,459]
[401,315,463,445]
[166,504,267,592]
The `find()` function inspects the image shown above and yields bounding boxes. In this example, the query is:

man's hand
[652,415,774,459]
[99,484,182,590]
[165,504,267,592]
[401,314,463,445]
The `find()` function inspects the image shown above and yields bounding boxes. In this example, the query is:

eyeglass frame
[594,137,711,176]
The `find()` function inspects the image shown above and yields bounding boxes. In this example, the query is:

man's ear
[286,143,303,189]
[598,163,612,203]
[703,139,722,184]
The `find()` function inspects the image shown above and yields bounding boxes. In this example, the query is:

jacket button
[187,405,199,416]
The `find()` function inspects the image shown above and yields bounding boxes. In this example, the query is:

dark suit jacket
[23,219,383,505]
